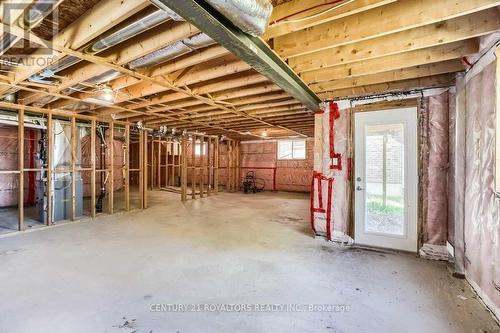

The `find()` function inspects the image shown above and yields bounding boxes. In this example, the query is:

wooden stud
[143,131,148,209]
[18,108,24,231]
[181,136,188,201]
[192,135,196,199]
[125,125,130,211]
[46,113,53,225]
[215,139,219,194]
[157,139,161,189]
[109,122,114,215]
[139,130,144,209]
[91,120,96,218]
[71,115,76,221]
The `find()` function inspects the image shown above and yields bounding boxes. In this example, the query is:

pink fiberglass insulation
[240,141,275,191]
[311,102,349,238]
[447,90,456,246]
[463,61,500,315]
[80,130,124,197]
[424,92,450,245]
[240,139,314,192]
[276,139,314,192]
[0,126,41,208]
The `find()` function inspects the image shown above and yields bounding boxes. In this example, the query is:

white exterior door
[354,108,418,252]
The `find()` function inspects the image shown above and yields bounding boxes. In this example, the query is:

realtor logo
[1,1,59,61]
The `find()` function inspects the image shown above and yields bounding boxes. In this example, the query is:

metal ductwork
[204,0,273,36]
[20,0,60,28]
[151,0,273,37]
[88,9,180,53]
[128,32,214,69]
[27,7,182,85]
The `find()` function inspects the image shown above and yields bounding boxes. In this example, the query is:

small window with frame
[278,139,306,160]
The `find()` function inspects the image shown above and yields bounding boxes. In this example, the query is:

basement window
[278,139,306,160]
[195,142,207,156]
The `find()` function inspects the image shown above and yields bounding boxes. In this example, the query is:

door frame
[353,107,419,252]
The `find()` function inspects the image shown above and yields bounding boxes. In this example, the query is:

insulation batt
[80,129,124,197]
[0,127,40,208]
[424,92,450,245]
[311,102,349,238]
[239,140,313,192]
[462,61,500,314]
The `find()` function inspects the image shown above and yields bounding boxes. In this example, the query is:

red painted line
[328,102,342,171]
[326,178,334,241]
[310,172,317,234]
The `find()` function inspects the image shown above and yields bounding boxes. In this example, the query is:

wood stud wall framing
[1,105,147,232]
[0,105,239,233]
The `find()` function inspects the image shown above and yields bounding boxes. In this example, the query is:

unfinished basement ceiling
[0,0,498,140]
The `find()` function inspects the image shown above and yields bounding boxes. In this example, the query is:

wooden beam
[28,21,199,107]
[4,0,149,92]
[310,60,465,93]
[318,73,457,99]
[264,0,395,40]
[274,0,500,58]
[289,8,500,73]
[302,40,478,83]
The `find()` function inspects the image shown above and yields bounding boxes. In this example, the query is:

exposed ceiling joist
[152,0,321,112]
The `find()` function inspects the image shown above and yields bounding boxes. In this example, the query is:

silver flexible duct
[27,7,182,85]
[128,33,214,69]
[89,10,176,53]
[205,0,272,36]
[21,0,60,28]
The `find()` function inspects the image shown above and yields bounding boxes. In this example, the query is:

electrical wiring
[269,0,355,26]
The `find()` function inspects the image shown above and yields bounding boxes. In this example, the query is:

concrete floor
[0,191,498,333]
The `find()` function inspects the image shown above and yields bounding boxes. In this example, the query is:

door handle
[356,186,364,191]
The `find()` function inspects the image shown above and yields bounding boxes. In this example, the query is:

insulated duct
[128,33,214,69]
[88,9,180,53]
[27,7,182,85]
[204,0,272,36]
[150,0,272,36]
[20,0,60,28]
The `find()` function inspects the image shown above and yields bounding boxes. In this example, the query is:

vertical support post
[207,137,212,196]
[236,141,240,191]
[18,107,24,231]
[150,137,154,190]
[109,122,114,214]
[192,135,196,199]
[164,141,168,188]
[170,142,175,186]
[47,113,53,225]
[157,140,161,189]
[125,125,130,211]
[200,135,205,198]
[139,130,144,209]
[71,115,76,221]
[143,131,148,209]
[214,138,219,195]
[90,120,96,218]
[181,136,188,201]
[227,141,231,192]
